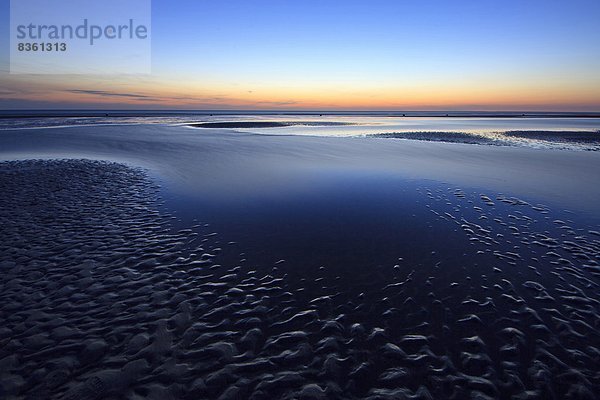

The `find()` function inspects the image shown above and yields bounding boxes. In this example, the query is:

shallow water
[1,160,599,399]
[1,123,599,214]
[1,112,599,150]
[1,122,600,398]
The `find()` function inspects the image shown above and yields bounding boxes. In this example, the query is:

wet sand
[1,125,600,399]
[503,130,600,144]
[189,121,352,129]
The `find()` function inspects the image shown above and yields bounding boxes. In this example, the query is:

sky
[1,0,599,111]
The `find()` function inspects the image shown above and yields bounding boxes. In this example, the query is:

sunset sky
[1,0,599,111]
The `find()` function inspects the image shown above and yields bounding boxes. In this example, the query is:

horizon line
[2,108,600,113]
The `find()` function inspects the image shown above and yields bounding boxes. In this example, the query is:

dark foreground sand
[1,158,599,399]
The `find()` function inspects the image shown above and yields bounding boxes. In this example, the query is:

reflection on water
[2,112,599,150]
[161,169,600,278]
[229,115,600,136]
[1,113,600,397]
[156,166,600,399]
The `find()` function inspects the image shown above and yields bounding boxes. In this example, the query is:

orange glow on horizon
[1,74,599,111]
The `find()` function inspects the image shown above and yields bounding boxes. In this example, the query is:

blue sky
[1,0,599,110]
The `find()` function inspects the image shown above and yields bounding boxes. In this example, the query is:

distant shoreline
[1,110,600,119]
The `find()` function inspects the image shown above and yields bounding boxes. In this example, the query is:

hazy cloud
[66,89,156,100]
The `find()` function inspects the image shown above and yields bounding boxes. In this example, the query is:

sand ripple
[0,160,599,399]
